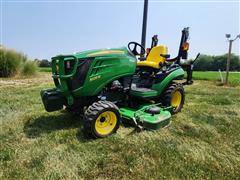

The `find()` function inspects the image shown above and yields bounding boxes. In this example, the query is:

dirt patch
[0,73,52,87]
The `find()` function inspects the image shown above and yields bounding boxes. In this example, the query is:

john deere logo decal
[90,75,101,81]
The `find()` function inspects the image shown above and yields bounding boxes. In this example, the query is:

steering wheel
[128,42,145,56]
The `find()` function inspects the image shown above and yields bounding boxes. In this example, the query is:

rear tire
[83,101,121,138]
[161,82,185,114]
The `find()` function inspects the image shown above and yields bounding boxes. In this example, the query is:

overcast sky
[1,0,240,60]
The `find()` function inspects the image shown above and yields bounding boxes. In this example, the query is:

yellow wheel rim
[171,90,182,108]
[95,111,117,136]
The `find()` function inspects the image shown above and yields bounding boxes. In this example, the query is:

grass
[192,71,240,85]
[38,67,52,73]
[1,72,240,179]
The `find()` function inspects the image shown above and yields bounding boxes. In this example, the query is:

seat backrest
[137,45,168,69]
[146,45,168,65]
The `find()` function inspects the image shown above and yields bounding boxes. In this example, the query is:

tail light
[182,42,189,51]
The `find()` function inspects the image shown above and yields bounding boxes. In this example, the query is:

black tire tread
[161,82,185,114]
[83,100,120,138]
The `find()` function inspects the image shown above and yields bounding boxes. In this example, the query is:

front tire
[83,101,121,138]
[161,82,185,114]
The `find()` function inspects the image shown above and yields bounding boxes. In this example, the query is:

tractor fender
[151,68,184,95]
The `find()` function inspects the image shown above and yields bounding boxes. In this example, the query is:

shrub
[0,46,36,77]
[0,47,23,77]
[21,61,37,76]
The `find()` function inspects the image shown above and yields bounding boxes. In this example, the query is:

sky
[1,0,240,60]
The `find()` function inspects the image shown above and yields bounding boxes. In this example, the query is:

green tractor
[41,28,199,138]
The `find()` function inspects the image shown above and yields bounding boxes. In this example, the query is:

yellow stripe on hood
[87,50,125,57]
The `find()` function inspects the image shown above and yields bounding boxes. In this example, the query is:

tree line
[34,59,51,67]
[193,54,240,71]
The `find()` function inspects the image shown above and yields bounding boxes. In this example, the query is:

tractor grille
[64,59,75,75]
[66,58,93,90]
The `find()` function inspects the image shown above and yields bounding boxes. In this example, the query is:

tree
[193,54,240,71]
[39,59,51,67]
[194,55,214,71]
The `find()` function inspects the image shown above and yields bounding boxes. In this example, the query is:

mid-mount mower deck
[41,28,200,138]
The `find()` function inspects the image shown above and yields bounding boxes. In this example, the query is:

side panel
[72,55,136,97]
[152,68,184,95]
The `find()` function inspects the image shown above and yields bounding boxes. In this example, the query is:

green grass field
[1,72,240,179]
[38,67,52,72]
[192,71,240,85]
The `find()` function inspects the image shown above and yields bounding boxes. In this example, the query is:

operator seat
[137,45,168,69]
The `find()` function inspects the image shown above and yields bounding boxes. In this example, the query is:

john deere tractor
[41,28,199,138]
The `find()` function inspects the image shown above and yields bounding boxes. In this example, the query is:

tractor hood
[50,46,136,105]
[72,47,130,59]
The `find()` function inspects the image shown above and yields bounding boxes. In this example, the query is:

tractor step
[130,87,158,98]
